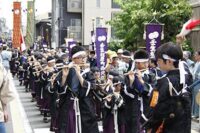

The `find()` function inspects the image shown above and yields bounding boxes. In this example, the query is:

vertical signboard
[146,24,162,58]
[95,27,108,79]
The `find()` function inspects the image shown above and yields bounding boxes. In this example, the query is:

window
[96,17,101,27]
[70,19,81,26]
[71,1,81,8]
[96,0,100,7]
[67,0,82,12]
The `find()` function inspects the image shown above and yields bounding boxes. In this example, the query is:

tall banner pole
[95,27,108,79]
[25,1,35,48]
[12,2,21,48]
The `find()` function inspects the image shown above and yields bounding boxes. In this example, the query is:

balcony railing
[67,0,82,13]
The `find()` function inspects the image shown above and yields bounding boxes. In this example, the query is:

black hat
[134,49,149,62]
[90,50,95,55]
[91,67,100,73]
[113,76,122,86]
[47,56,55,63]
[71,46,86,58]
[56,58,64,64]
[122,50,131,58]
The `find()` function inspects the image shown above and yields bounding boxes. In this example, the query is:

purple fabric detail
[66,100,76,133]
[29,78,36,94]
[119,124,126,133]
[133,76,144,93]
[103,115,114,133]
[42,96,50,113]
[146,24,162,58]
[95,27,108,79]
[50,114,59,132]
[103,115,126,133]
[68,41,76,58]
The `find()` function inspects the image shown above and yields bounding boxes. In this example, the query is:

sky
[0,0,52,29]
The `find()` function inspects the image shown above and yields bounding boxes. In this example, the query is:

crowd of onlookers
[183,50,200,120]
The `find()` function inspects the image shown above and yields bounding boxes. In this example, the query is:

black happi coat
[122,75,143,133]
[123,70,156,133]
[79,68,100,133]
[103,94,125,133]
[55,68,99,133]
[145,69,192,133]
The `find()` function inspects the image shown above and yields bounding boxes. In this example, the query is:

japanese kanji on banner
[145,24,163,58]
[95,27,108,79]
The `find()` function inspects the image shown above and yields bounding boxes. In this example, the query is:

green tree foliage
[110,0,192,50]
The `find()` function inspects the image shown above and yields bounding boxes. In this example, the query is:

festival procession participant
[40,56,57,123]
[23,56,30,92]
[144,42,193,133]
[90,66,104,121]
[18,52,28,86]
[149,58,163,80]
[47,58,65,132]
[28,55,38,102]
[103,76,125,133]
[32,54,45,109]
[90,66,113,122]
[51,45,99,133]
[123,49,156,133]
[10,48,19,77]
[121,50,133,73]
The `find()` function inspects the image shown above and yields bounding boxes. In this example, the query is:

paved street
[4,77,200,133]
[6,77,51,133]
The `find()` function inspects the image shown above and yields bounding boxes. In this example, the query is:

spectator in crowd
[183,51,194,72]
[117,49,123,61]
[88,50,97,67]
[0,63,15,133]
[0,44,12,71]
[191,51,200,118]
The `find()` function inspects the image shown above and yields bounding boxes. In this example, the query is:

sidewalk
[6,77,200,133]
[6,77,51,133]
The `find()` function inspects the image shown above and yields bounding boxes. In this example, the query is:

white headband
[163,54,187,85]
[134,59,149,62]
[122,55,131,58]
[48,59,56,63]
[162,54,176,62]
[72,51,86,58]
[113,81,122,86]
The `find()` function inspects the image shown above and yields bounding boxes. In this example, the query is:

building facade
[35,13,52,47]
[56,0,120,47]
[0,18,9,40]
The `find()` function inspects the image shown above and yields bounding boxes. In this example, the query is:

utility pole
[51,0,59,49]
[33,0,36,43]
[59,0,64,46]
[82,0,84,46]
